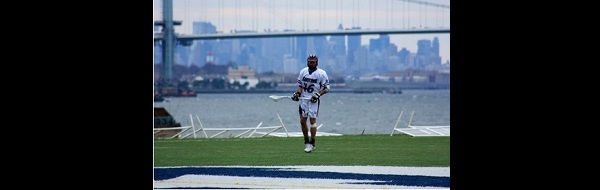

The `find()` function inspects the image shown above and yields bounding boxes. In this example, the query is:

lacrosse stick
[269,95,310,102]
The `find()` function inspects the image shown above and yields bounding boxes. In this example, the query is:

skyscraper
[347,26,362,66]
[191,22,217,67]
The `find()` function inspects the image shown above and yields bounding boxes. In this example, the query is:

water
[154,89,450,136]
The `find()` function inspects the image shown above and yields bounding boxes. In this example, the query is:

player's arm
[310,75,330,102]
[296,86,303,94]
[292,79,304,101]
[295,72,305,94]
[318,87,329,96]
[318,73,330,96]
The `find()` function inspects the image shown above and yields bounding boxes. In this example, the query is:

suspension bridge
[153,0,450,84]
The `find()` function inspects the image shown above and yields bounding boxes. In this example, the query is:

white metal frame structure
[189,113,291,138]
[390,111,450,137]
[262,123,343,137]
[154,113,343,139]
[153,125,194,139]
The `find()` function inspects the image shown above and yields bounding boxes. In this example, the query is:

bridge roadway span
[153,28,450,41]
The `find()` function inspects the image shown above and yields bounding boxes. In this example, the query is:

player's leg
[302,117,314,153]
[309,117,317,150]
[306,101,319,152]
[299,103,311,152]
[300,116,309,143]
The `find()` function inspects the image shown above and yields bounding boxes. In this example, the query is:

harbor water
[153,89,450,136]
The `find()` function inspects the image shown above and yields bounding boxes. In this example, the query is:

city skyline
[153,0,450,63]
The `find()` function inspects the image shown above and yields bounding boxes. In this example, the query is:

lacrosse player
[291,54,330,153]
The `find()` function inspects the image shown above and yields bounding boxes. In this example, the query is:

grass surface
[154,134,449,167]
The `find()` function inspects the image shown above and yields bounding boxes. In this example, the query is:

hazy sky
[153,0,450,62]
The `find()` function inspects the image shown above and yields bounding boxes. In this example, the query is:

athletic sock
[304,137,309,144]
[310,138,315,145]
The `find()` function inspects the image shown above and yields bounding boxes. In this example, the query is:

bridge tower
[154,0,181,84]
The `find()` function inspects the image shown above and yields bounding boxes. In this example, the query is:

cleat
[304,144,314,153]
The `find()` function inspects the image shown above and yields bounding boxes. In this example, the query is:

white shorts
[298,99,320,118]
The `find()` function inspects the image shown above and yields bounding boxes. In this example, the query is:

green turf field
[154,134,449,167]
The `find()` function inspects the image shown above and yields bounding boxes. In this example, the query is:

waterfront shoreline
[190,86,448,94]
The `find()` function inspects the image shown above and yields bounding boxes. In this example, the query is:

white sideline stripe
[154,175,448,189]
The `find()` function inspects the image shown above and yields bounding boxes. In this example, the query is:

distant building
[228,65,258,89]
[228,65,256,80]
[282,54,299,74]
[347,26,362,65]
[199,62,228,77]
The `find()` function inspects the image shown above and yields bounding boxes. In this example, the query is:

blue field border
[154,166,450,188]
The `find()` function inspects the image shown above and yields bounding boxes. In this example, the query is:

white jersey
[296,67,330,98]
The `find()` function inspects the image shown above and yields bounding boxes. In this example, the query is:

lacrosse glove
[291,92,301,101]
[310,93,320,103]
